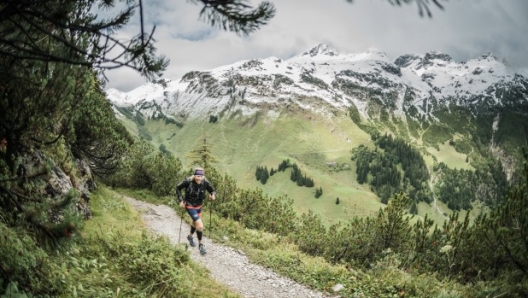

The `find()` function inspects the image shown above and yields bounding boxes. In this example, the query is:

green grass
[260,169,382,226]
[422,123,454,149]
[425,141,473,171]
[101,187,516,298]
[207,211,476,298]
[117,109,504,227]
[414,201,449,225]
[130,112,381,225]
[116,114,140,137]
[57,186,240,298]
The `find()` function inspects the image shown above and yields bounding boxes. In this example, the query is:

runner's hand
[179,201,185,208]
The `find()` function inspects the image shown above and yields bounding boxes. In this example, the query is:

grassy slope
[140,112,383,224]
[115,188,476,298]
[59,186,239,298]
[127,110,480,226]
[425,141,473,171]
[116,114,140,137]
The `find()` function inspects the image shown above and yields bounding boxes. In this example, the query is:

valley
[115,109,487,226]
[108,44,527,226]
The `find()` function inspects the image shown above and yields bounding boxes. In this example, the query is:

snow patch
[106,44,524,122]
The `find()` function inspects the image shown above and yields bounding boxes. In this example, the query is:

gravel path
[125,196,333,298]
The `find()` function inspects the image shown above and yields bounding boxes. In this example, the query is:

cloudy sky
[104,0,528,92]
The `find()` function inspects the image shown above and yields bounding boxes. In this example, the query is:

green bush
[0,223,63,296]
[104,140,183,196]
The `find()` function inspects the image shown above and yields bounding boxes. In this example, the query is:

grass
[57,186,240,298]
[133,112,381,225]
[85,187,144,237]
[102,188,509,298]
[425,141,473,171]
[118,110,499,228]
[116,114,140,137]
[261,169,382,226]
[205,209,475,298]
[414,201,449,224]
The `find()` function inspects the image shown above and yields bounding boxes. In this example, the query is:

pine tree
[261,166,270,184]
[279,159,291,171]
[315,187,323,198]
[472,151,528,278]
[187,135,219,173]
[336,197,340,205]
[410,201,418,214]
[256,166,263,181]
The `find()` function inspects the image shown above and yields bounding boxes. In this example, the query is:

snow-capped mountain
[106,44,528,121]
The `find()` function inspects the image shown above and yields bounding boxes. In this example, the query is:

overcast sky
[104,0,528,92]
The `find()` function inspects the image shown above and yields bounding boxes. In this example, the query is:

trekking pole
[177,200,183,244]
[178,213,183,244]
[209,185,225,238]
[209,195,213,238]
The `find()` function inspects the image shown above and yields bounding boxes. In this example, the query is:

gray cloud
[105,0,528,91]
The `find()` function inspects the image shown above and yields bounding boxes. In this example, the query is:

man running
[175,167,216,255]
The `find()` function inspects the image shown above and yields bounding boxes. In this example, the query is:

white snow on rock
[106,44,525,121]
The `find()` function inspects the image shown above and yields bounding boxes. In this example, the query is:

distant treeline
[433,159,507,210]
[352,133,431,212]
[351,133,509,212]
[255,159,315,187]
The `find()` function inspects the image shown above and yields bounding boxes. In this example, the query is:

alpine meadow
[2,1,528,298]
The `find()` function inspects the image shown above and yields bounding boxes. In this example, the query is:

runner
[175,167,216,255]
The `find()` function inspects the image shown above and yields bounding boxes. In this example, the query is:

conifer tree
[410,200,418,214]
[278,159,291,171]
[0,0,276,295]
[473,150,528,278]
[187,135,219,173]
[315,187,323,198]
[255,166,270,184]
[256,166,263,181]
[0,0,276,78]
[261,166,270,184]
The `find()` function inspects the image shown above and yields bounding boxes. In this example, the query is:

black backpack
[185,177,208,204]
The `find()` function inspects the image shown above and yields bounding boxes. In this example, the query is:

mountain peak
[107,45,524,124]
[423,51,453,63]
[479,52,497,61]
[394,54,421,67]
[302,44,339,57]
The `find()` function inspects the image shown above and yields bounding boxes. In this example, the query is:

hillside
[107,44,528,224]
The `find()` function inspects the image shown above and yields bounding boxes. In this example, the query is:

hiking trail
[125,196,333,298]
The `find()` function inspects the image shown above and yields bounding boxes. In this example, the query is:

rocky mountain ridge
[106,44,527,123]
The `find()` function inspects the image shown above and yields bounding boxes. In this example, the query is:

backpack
[185,177,208,204]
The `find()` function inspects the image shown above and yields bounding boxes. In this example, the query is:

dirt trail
[125,196,332,298]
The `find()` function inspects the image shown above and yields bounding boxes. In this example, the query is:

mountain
[106,44,528,224]
[108,44,526,119]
